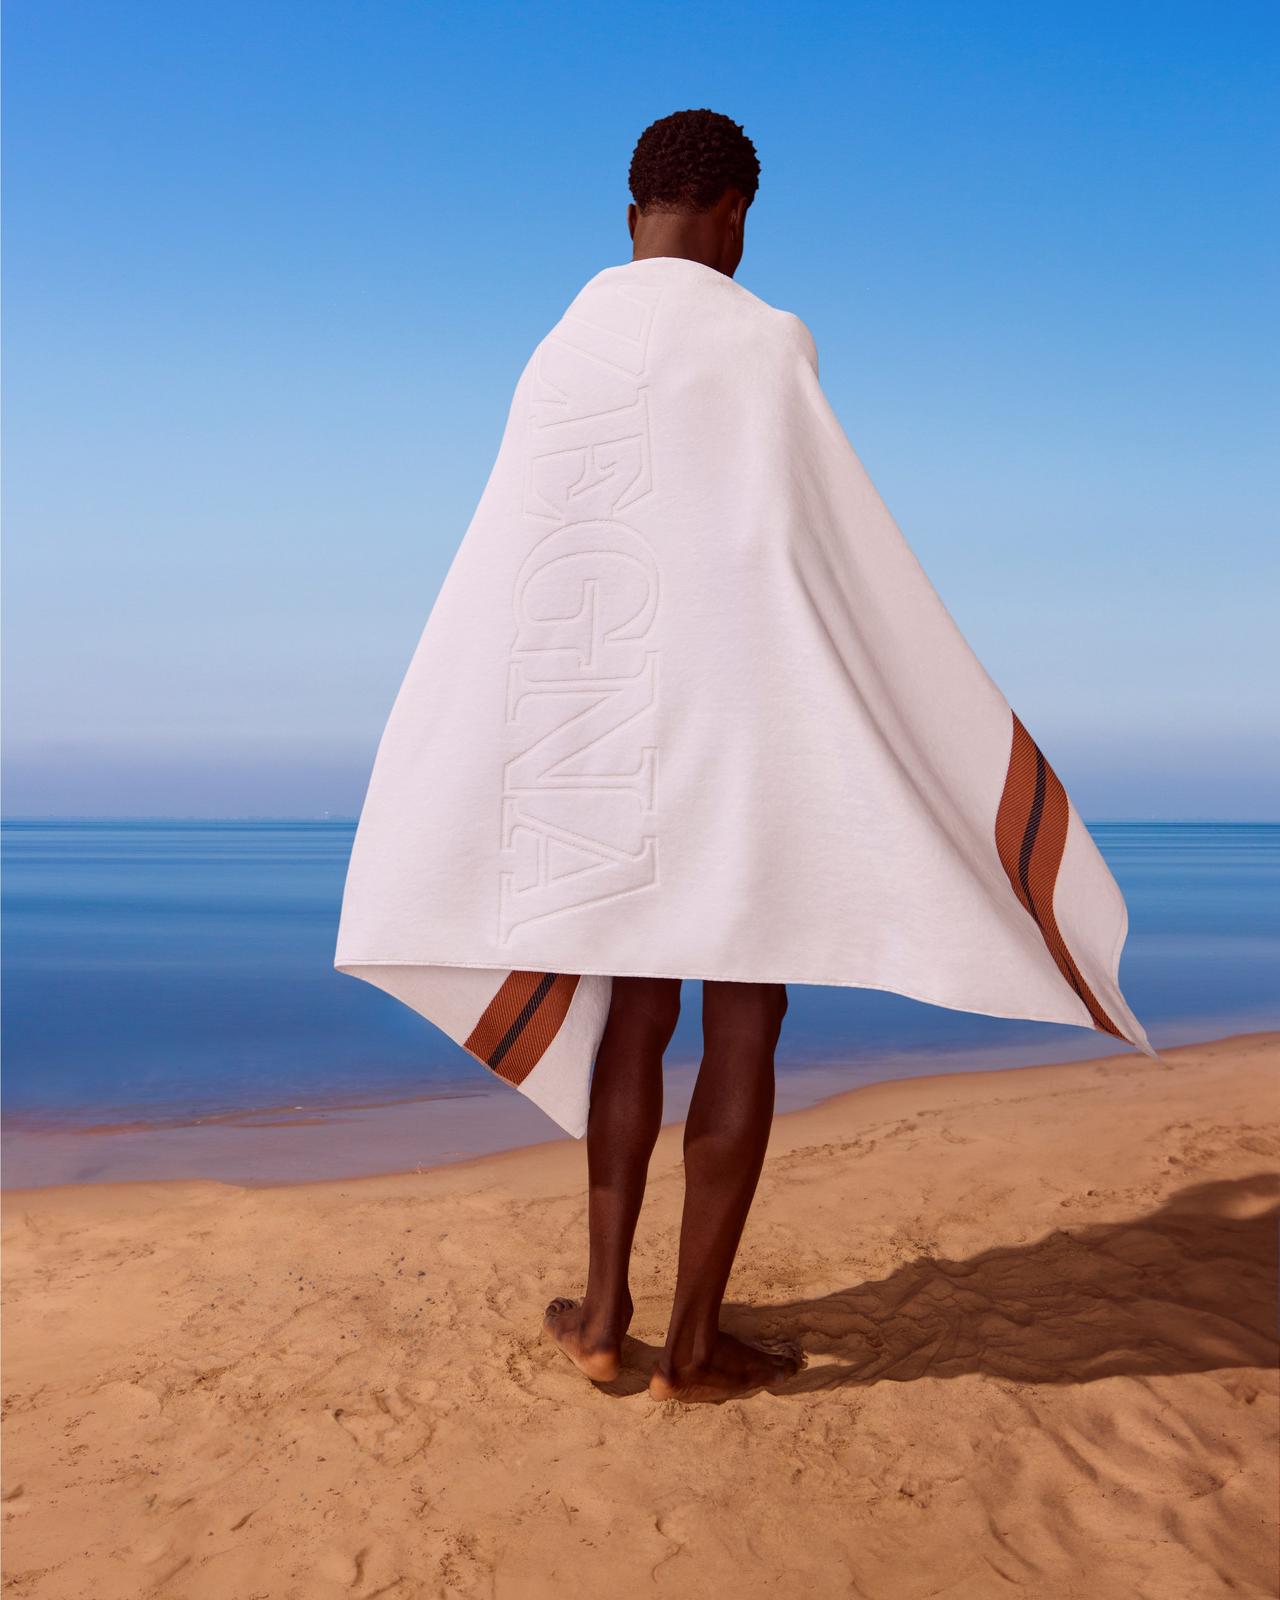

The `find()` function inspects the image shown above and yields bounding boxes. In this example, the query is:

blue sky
[4,0,1277,818]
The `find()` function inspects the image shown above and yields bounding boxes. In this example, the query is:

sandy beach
[3,1032,1277,1599]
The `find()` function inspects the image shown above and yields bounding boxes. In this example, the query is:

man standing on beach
[336,107,1151,1404]
[539,111,804,1403]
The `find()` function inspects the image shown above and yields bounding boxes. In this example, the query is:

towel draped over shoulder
[335,255,1153,1136]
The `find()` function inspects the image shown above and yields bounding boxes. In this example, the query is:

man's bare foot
[648,1331,804,1403]
[542,1296,627,1382]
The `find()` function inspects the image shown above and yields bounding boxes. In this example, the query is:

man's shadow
[612,1173,1278,1395]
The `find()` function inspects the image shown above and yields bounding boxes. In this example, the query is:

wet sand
[3,1032,1277,1598]
[1,1041,1134,1191]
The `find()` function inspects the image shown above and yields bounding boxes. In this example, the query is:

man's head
[627,109,760,278]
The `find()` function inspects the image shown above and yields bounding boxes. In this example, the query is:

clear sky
[4,0,1277,819]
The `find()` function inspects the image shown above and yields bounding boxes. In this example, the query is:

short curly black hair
[628,109,760,214]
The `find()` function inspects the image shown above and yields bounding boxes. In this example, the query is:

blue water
[2,820,1277,1130]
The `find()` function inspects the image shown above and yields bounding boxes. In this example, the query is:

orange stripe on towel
[464,971,581,1087]
[995,711,1123,1038]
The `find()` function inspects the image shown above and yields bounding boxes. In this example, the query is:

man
[541,111,802,1403]
[335,109,1151,1405]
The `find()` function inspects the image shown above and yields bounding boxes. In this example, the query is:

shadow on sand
[605,1173,1279,1397]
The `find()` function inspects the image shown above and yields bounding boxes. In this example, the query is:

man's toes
[545,1296,577,1320]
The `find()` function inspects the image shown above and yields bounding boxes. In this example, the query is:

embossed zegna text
[498,282,662,945]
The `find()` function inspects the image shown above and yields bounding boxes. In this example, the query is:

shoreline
[3,1026,1275,1196]
[3,1028,1275,1597]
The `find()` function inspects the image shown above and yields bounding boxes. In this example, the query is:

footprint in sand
[331,1382,436,1465]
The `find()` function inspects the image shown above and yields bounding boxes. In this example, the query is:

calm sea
[2,820,1277,1148]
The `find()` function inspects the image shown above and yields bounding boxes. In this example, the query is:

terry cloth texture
[335,255,1153,1136]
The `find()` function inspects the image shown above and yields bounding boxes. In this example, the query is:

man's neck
[629,202,739,276]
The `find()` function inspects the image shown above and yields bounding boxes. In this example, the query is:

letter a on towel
[335,255,1154,1137]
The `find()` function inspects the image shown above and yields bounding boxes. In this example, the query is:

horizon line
[3,814,1278,827]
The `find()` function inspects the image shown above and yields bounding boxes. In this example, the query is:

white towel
[335,254,1153,1137]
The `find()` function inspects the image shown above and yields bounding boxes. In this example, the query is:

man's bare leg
[544,976,681,1380]
[649,980,802,1401]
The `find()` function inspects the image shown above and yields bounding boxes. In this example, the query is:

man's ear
[626,202,638,240]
